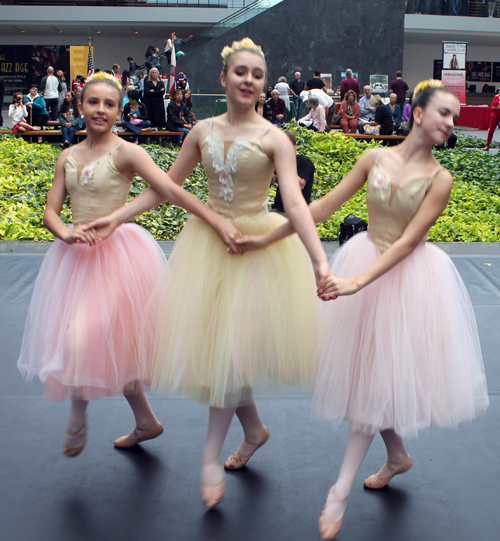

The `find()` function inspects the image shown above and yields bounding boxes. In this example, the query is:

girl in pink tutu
[238,80,488,539]
[85,38,330,508]
[17,72,244,458]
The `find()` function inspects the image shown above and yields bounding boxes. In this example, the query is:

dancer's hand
[315,261,332,297]
[319,275,361,300]
[212,216,245,255]
[83,216,119,242]
[234,234,269,253]
[63,225,98,246]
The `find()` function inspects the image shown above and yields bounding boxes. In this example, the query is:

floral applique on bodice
[201,128,275,219]
[64,147,131,226]
[366,152,442,255]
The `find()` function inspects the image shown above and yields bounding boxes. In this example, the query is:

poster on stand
[441,70,466,104]
[442,42,467,71]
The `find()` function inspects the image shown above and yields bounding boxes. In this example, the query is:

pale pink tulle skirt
[313,232,489,437]
[17,224,166,401]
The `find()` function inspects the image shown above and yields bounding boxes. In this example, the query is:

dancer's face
[414,91,459,145]
[81,82,121,133]
[221,50,265,107]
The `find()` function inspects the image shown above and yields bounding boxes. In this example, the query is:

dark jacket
[255,101,273,122]
[123,101,148,121]
[386,103,401,129]
[375,105,394,135]
[166,100,192,131]
[267,97,287,119]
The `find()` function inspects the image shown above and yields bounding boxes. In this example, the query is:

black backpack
[339,214,368,245]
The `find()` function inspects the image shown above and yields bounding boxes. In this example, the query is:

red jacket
[490,94,500,119]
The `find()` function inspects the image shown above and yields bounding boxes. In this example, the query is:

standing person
[390,70,409,112]
[289,71,305,120]
[84,38,330,509]
[58,90,82,148]
[305,70,326,90]
[0,75,5,126]
[238,80,488,540]
[275,76,291,111]
[127,56,139,73]
[268,88,287,126]
[166,88,192,145]
[340,69,360,100]
[449,54,459,69]
[17,72,244,459]
[120,69,133,97]
[40,66,62,121]
[271,129,315,213]
[57,70,68,110]
[339,90,360,133]
[112,64,121,77]
[357,85,376,134]
[483,89,500,150]
[8,93,39,132]
[143,67,166,130]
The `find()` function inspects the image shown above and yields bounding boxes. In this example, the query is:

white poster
[443,42,467,71]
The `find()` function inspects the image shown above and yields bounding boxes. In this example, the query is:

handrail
[0,1,252,6]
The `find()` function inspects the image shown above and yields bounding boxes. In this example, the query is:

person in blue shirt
[24,83,49,128]
[387,93,402,132]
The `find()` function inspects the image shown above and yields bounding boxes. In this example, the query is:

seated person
[362,94,394,135]
[267,89,287,126]
[24,83,49,128]
[182,88,197,124]
[339,90,360,133]
[299,88,335,128]
[403,93,413,122]
[272,130,315,213]
[357,85,376,134]
[255,92,273,121]
[298,97,326,131]
[122,90,151,143]
[386,93,402,132]
[166,88,192,145]
[58,90,81,148]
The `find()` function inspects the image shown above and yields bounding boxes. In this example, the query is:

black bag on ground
[339,214,368,245]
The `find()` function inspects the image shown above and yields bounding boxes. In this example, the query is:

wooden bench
[15,129,183,142]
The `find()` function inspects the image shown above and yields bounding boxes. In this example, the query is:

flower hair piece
[221,37,264,64]
[86,71,122,91]
[413,79,443,98]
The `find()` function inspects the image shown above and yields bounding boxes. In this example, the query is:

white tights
[201,388,266,485]
[326,425,408,520]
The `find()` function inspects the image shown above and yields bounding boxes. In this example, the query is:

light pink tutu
[313,232,489,437]
[17,224,165,401]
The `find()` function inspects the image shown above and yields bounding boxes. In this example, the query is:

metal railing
[406,0,499,17]
[0,1,252,6]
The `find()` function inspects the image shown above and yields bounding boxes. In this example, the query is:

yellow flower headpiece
[413,79,443,98]
[86,71,122,91]
[221,38,264,63]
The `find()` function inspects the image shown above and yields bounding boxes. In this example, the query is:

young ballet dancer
[17,72,246,459]
[84,38,330,508]
[236,80,489,539]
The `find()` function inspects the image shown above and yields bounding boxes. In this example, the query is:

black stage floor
[1,241,499,541]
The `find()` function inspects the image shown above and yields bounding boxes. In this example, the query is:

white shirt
[275,82,290,110]
[300,88,333,109]
[8,104,28,127]
[359,95,376,121]
[43,75,60,99]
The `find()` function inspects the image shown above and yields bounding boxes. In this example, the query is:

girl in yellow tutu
[86,38,330,507]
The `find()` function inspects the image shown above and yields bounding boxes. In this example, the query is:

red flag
[169,43,177,98]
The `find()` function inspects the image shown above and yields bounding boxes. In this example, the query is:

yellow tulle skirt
[140,211,318,407]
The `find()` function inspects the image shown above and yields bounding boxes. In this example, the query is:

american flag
[87,43,94,78]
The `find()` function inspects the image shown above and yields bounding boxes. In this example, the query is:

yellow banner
[70,46,92,83]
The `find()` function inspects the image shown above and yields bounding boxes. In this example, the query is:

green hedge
[0,132,499,242]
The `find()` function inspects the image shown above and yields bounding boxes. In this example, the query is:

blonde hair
[369,94,382,107]
[81,71,123,109]
[221,37,265,74]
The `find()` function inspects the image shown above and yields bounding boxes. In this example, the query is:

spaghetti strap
[110,141,124,154]
[69,147,75,157]
[259,126,272,139]
[430,166,444,179]
[209,118,213,131]
[374,148,382,164]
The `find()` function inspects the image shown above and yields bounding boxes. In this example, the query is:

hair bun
[413,79,443,98]
[221,37,264,63]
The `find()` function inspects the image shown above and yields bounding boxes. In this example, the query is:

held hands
[318,275,362,301]
[233,233,270,253]
[212,216,246,255]
[63,225,99,246]
[82,215,119,243]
